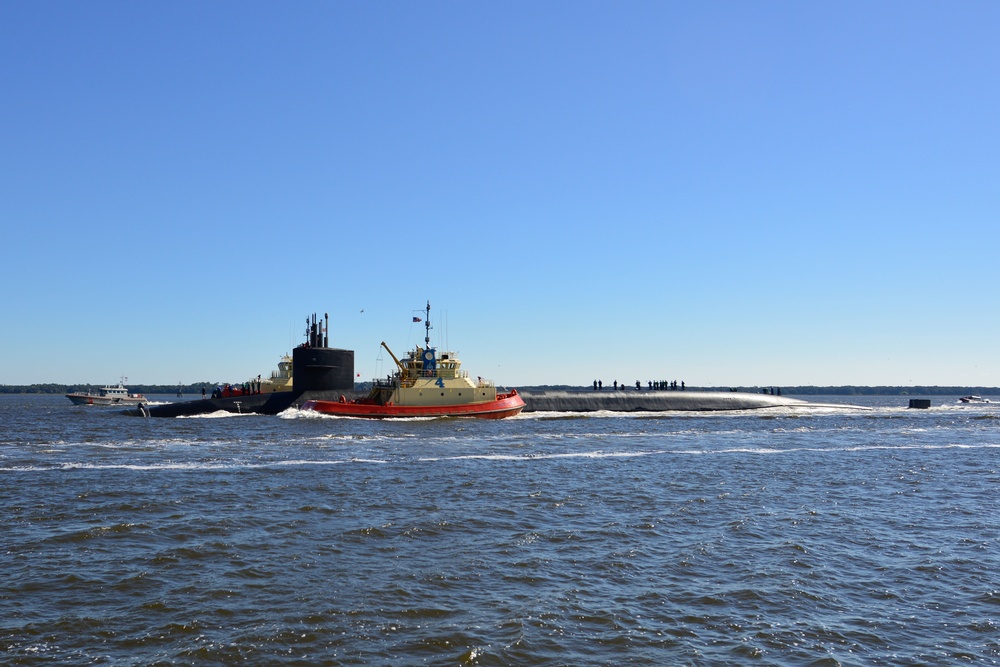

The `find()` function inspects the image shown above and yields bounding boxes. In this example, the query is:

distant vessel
[67,378,148,406]
[302,302,524,419]
[959,395,991,404]
[260,354,293,393]
[208,354,295,399]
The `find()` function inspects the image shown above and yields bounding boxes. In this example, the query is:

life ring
[339,395,346,403]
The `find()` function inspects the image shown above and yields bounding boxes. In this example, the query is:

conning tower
[292,312,354,392]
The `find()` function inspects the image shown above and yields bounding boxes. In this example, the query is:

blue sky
[2,1,998,388]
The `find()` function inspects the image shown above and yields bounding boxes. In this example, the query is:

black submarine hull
[140,388,852,418]
[517,390,824,412]
[138,390,362,418]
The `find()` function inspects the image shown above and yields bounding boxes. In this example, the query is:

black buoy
[908,399,932,409]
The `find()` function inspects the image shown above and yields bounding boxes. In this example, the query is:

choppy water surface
[2,394,1000,665]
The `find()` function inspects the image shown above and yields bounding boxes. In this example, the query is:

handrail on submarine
[380,341,406,374]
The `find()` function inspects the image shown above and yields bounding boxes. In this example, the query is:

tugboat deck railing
[371,370,496,388]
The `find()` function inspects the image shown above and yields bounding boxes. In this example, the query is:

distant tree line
[0,383,218,395]
[2,383,997,396]
[517,385,1000,396]
[757,386,1000,396]
[2,382,376,395]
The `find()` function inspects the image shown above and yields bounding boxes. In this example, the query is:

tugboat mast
[424,300,432,348]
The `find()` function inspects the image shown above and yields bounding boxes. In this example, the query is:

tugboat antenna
[424,300,432,347]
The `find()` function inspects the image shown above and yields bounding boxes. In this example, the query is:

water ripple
[4,395,1000,664]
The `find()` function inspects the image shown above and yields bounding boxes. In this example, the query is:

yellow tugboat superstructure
[261,354,293,393]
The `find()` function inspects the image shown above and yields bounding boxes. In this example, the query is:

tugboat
[301,302,524,419]
[67,377,148,406]
[260,354,294,393]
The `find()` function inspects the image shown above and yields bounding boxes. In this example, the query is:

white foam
[176,410,257,419]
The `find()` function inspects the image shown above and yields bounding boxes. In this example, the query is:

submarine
[139,311,859,418]
[139,313,358,418]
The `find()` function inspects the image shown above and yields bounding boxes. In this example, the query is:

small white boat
[958,395,991,404]
[66,378,148,406]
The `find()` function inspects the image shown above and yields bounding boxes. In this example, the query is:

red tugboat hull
[302,390,525,419]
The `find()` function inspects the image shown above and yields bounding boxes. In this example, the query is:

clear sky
[2,1,998,388]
